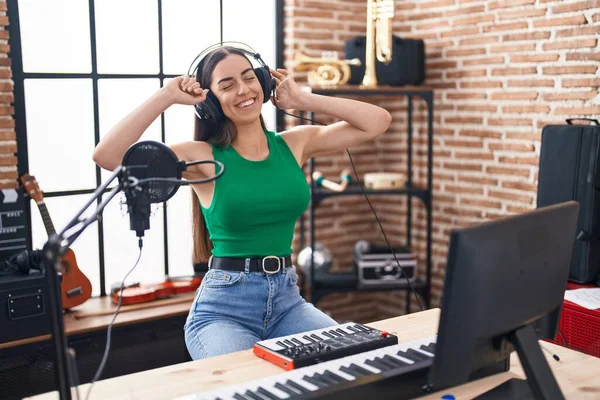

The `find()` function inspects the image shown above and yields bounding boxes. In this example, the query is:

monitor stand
[474,325,564,400]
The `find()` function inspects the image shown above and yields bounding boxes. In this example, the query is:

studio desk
[25,308,600,400]
[1,294,195,400]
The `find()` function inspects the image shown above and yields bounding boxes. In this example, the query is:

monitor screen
[429,201,579,391]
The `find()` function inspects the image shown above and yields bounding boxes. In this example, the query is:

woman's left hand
[270,68,305,110]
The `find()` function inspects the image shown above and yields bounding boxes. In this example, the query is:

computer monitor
[429,201,579,399]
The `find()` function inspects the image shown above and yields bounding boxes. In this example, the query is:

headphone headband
[187,41,267,78]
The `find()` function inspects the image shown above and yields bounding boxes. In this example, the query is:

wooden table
[26,308,600,400]
[0,293,195,350]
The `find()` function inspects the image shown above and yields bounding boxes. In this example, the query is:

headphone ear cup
[195,92,224,122]
[6,250,31,275]
[254,67,272,104]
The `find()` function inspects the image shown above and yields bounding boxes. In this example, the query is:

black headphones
[1,249,42,275]
[187,41,275,122]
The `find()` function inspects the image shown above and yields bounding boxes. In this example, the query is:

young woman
[93,45,392,360]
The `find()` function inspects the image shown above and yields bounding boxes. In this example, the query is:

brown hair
[191,46,268,264]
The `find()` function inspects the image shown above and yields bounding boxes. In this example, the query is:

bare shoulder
[279,125,321,166]
[169,140,213,161]
[169,140,214,179]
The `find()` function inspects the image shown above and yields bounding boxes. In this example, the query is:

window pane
[30,195,101,297]
[19,0,91,73]
[102,193,165,294]
[223,0,277,129]
[94,0,159,74]
[98,79,162,182]
[24,79,96,192]
[166,187,195,277]
[162,0,221,75]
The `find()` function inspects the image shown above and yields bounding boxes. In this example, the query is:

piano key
[382,354,409,367]
[318,361,357,381]
[321,331,335,339]
[256,386,283,400]
[288,372,320,391]
[291,338,304,346]
[396,349,422,363]
[242,391,263,400]
[302,375,329,389]
[246,379,289,400]
[322,369,351,383]
[347,325,360,333]
[313,372,338,386]
[274,382,299,396]
[285,379,311,394]
[302,335,316,343]
[407,348,431,360]
[347,362,375,375]
[233,393,249,400]
[340,365,366,378]
[365,358,392,372]
[422,343,436,354]
[415,348,434,358]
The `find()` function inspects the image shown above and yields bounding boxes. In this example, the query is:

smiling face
[210,54,264,126]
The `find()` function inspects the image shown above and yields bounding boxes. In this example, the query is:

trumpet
[293,50,361,87]
[362,0,394,87]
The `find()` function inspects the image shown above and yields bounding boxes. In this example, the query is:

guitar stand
[41,166,132,400]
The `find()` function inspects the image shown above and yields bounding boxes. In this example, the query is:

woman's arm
[92,76,208,171]
[271,69,392,164]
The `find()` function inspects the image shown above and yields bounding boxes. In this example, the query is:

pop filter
[121,140,182,203]
[120,140,224,238]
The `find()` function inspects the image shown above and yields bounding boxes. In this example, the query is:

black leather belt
[209,255,292,274]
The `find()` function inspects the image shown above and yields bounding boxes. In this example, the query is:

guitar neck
[38,202,57,236]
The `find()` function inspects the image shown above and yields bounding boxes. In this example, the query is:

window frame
[9,0,285,296]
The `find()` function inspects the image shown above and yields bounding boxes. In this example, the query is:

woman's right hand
[165,75,209,106]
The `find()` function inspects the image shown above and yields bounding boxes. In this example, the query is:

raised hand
[269,68,305,110]
[165,75,209,106]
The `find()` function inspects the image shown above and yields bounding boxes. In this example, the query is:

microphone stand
[42,166,135,400]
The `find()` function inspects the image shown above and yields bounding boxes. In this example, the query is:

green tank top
[201,130,310,258]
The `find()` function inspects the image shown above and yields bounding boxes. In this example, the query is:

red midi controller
[253,322,398,370]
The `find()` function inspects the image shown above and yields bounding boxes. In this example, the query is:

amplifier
[0,269,51,345]
[345,35,425,86]
[354,241,417,288]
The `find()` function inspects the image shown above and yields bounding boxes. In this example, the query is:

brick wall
[287,0,600,323]
[0,0,15,190]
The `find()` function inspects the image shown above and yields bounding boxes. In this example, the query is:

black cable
[273,98,424,312]
[85,244,144,400]
[558,328,569,349]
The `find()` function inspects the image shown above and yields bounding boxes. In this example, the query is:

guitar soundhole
[61,261,70,273]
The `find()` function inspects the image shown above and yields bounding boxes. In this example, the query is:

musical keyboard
[175,335,437,400]
[254,322,398,370]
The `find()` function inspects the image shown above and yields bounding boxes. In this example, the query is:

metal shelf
[299,86,434,314]
[312,184,430,206]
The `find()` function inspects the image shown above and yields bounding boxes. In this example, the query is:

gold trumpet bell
[293,50,361,87]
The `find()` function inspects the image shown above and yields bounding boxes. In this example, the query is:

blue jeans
[184,264,338,360]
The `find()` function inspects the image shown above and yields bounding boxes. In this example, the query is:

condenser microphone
[120,141,224,239]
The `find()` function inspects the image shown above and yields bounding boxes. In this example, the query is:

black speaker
[0,269,51,345]
[345,35,425,86]
[537,118,600,284]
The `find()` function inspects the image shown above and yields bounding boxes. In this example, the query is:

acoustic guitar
[20,173,93,309]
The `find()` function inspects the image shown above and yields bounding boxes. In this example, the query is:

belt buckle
[262,256,281,274]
